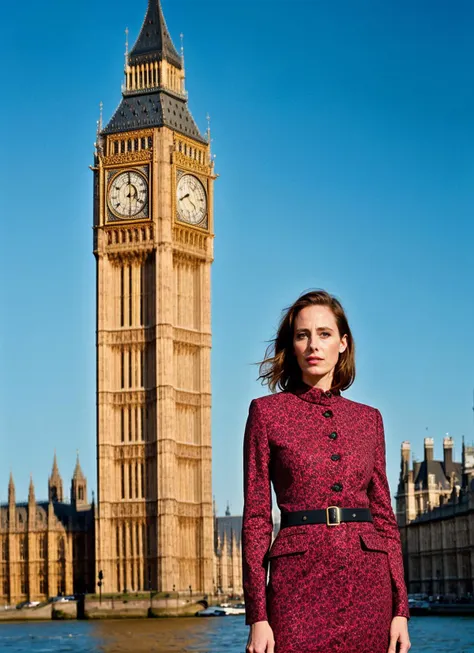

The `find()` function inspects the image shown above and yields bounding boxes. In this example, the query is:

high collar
[290,383,341,405]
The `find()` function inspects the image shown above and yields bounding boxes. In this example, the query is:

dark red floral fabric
[241,385,410,652]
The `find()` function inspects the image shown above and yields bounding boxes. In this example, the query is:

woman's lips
[306,357,323,363]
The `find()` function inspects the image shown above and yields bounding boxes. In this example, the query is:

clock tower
[92,0,215,594]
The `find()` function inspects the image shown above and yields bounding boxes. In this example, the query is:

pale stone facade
[0,456,94,607]
[396,436,474,597]
[93,0,216,594]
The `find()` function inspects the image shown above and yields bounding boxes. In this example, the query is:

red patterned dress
[241,385,410,653]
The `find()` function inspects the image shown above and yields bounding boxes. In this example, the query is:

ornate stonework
[0,461,94,606]
[93,0,216,595]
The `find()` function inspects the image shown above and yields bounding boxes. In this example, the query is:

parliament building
[0,457,95,604]
[396,436,474,597]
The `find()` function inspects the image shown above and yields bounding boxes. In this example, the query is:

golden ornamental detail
[103,150,152,166]
[174,151,210,175]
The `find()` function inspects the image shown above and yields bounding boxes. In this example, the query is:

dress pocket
[268,532,310,594]
[268,532,310,558]
[359,531,389,554]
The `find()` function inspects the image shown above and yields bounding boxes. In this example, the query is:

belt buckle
[326,506,341,526]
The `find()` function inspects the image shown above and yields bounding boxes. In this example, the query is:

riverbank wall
[0,593,212,621]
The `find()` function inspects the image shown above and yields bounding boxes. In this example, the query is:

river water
[0,617,473,653]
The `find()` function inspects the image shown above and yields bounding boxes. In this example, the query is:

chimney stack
[424,437,434,462]
[401,441,411,475]
[443,436,454,469]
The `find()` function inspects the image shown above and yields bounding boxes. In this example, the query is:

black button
[329,431,338,440]
[331,482,343,492]
[325,391,332,398]
[331,454,341,461]
[322,410,333,418]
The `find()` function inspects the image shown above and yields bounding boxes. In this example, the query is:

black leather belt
[280,507,373,528]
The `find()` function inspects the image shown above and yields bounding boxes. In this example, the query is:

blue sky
[1,0,474,517]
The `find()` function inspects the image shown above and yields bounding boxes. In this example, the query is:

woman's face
[293,305,348,388]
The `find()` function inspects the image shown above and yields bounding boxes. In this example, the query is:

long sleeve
[367,409,410,620]
[241,399,273,626]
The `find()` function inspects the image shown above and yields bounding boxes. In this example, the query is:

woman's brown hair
[258,290,356,394]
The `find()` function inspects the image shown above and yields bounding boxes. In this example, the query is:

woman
[242,290,411,653]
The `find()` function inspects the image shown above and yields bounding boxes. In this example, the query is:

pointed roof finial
[98,101,103,133]
[28,475,35,503]
[52,451,59,475]
[8,471,15,503]
[206,113,212,163]
[125,27,129,64]
[225,500,231,517]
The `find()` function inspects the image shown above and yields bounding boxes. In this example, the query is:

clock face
[108,170,148,219]
[176,174,207,225]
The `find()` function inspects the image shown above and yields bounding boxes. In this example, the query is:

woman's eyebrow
[295,326,334,332]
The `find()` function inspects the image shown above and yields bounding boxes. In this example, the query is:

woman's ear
[339,334,348,354]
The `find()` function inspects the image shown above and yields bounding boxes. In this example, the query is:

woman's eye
[320,332,330,337]
[296,333,307,339]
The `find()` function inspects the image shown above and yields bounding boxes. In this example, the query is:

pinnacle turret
[48,452,64,503]
[8,471,15,505]
[72,453,85,481]
[28,475,35,504]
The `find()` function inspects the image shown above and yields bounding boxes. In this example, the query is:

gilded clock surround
[107,167,150,222]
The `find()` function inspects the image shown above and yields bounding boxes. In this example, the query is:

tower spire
[128,0,182,69]
[102,0,205,142]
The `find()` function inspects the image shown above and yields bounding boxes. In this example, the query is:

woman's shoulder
[339,394,381,419]
[249,391,290,411]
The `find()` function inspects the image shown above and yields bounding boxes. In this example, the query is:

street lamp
[98,570,104,605]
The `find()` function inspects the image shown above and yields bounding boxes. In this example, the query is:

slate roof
[102,90,206,143]
[413,459,463,490]
[0,501,93,531]
[216,515,242,552]
[129,0,182,69]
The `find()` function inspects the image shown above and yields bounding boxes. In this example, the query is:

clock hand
[179,193,190,201]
